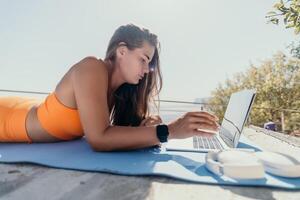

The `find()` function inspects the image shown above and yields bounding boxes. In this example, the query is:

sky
[0,0,298,101]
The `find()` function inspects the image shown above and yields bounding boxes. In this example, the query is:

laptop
[165,89,256,152]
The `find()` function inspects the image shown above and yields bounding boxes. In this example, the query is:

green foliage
[266,0,300,34]
[288,40,300,58]
[208,52,300,133]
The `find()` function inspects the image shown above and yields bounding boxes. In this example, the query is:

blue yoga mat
[0,135,299,189]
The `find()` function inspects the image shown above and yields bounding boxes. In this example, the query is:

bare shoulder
[70,56,109,98]
[70,56,109,101]
[71,56,108,78]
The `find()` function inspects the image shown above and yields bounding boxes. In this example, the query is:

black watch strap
[156,124,169,143]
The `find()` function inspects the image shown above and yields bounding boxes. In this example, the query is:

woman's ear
[117,42,127,56]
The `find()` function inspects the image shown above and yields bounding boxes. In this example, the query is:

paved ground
[249,125,300,148]
[1,113,300,200]
[244,127,300,160]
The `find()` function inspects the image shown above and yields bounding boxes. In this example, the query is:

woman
[0,24,219,151]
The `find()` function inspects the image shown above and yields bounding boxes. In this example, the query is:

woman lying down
[0,23,219,151]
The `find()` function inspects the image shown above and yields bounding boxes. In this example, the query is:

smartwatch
[156,124,169,143]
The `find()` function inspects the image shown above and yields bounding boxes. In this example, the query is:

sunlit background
[0,0,297,101]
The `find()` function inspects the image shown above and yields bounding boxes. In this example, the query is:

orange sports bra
[37,92,84,140]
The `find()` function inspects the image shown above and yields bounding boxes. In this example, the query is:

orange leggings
[0,96,42,143]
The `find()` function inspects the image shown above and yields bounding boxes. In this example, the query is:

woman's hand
[167,111,220,139]
[140,115,163,127]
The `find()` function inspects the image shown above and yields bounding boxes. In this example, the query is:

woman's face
[117,41,155,84]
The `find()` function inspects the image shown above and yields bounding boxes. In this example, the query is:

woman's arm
[97,125,160,151]
[99,115,164,151]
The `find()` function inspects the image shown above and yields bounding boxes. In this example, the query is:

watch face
[157,124,169,143]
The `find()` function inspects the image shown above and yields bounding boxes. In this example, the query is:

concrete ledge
[249,125,300,148]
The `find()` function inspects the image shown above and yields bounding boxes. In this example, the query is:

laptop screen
[219,90,256,148]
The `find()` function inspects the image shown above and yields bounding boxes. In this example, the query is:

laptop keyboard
[193,135,224,149]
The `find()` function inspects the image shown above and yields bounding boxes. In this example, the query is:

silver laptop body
[165,89,256,152]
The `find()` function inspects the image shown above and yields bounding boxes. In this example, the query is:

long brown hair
[104,23,162,126]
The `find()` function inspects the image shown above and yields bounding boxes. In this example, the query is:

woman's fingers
[188,111,219,121]
[147,115,162,124]
[187,116,219,127]
[190,122,219,131]
[192,129,216,137]
[140,119,147,126]
[141,115,163,126]
[151,115,162,122]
